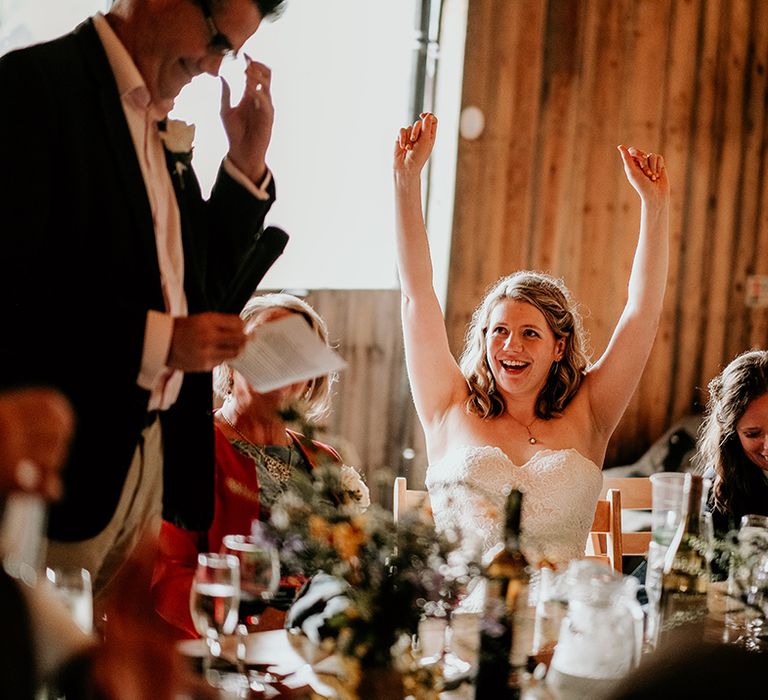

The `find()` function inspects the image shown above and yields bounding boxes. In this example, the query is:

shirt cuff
[223,157,272,201]
[138,310,174,390]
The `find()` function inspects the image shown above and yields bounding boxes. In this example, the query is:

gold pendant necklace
[509,413,539,445]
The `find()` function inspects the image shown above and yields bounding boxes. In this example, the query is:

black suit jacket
[0,19,276,540]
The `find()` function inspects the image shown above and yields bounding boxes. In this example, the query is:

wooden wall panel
[301,290,425,501]
[282,0,768,496]
[446,0,768,466]
[748,0,768,350]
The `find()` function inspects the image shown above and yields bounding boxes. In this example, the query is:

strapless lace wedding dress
[426,445,602,611]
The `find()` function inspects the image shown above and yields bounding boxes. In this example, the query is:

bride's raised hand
[394,112,438,178]
[617,144,669,207]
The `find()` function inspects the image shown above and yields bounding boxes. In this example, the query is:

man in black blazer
[0,0,287,597]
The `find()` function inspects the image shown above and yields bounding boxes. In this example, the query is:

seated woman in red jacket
[152,293,346,638]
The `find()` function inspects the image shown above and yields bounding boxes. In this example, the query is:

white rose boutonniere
[158,119,195,184]
[340,464,370,515]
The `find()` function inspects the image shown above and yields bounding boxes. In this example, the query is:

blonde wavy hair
[213,293,335,421]
[458,271,591,419]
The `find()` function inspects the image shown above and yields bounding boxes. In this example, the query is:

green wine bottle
[656,473,709,646]
[474,487,531,699]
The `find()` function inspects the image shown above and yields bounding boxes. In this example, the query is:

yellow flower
[331,521,366,561]
[309,514,332,543]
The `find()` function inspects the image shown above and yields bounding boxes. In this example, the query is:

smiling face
[485,299,565,402]
[125,0,264,116]
[735,392,768,473]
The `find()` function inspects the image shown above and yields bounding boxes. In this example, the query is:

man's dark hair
[254,0,287,18]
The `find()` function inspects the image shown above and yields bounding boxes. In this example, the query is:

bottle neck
[503,490,523,550]
[682,476,704,537]
[504,531,522,552]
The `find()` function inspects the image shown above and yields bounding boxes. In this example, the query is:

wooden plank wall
[301,290,424,503]
[446,0,768,467]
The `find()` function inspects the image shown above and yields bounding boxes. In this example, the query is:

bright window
[0,0,450,291]
[174,0,417,290]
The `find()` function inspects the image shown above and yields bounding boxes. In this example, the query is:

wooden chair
[393,476,648,574]
[586,488,623,572]
[587,477,653,573]
[392,476,431,523]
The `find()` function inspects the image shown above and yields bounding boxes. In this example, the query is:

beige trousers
[45,416,164,606]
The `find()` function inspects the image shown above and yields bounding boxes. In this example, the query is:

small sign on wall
[746,275,768,308]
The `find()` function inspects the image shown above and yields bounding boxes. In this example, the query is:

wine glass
[221,535,281,693]
[419,552,474,690]
[736,514,768,651]
[45,566,93,635]
[190,552,240,688]
[221,534,281,628]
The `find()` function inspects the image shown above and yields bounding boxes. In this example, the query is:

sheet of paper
[230,314,347,393]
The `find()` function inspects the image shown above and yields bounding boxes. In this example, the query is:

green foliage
[694,530,768,623]
[260,461,480,668]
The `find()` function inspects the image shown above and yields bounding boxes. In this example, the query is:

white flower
[159,119,195,154]
[340,465,370,514]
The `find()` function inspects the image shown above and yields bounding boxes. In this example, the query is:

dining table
[177,586,758,699]
[177,615,480,699]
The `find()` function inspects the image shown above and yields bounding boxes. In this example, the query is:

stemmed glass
[220,534,281,692]
[221,534,281,629]
[189,552,241,688]
[735,514,768,651]
[419,551,474,690]
[45,566,94,635]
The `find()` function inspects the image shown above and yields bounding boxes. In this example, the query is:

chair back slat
[588,477,653,572]
[393,476,431,523]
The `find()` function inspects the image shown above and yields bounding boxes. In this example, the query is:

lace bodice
[427,445,602,566]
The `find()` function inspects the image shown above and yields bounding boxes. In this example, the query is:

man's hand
[0,388,74,500]
[220,57,274,185]
[167,313,247,372]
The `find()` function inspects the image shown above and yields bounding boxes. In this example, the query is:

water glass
[190,552,241,689]
[417,550,476,690]
[649,473,687,546]
[642,474,686,646]
[220,534,280,629]
[736,514,768,650]
[45,566,93,635]
[531,566,568,667]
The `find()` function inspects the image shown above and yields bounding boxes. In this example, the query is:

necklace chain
[509,413,539,445]
[218,410,294,483]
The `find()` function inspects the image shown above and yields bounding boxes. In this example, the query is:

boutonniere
[158,119,195,184]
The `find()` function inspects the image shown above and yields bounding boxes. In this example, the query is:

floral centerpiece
[252,410,479,690]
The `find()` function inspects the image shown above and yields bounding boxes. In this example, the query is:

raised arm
[393,113,466,430]
[585,145,670,435]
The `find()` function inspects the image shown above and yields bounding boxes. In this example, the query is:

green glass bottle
[656,473,709,646]
[474,487,531,699]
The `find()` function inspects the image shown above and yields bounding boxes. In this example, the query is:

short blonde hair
[458,270,591,419]
[213,293,335,421]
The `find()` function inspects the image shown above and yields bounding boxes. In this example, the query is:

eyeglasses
[198,0,237,59]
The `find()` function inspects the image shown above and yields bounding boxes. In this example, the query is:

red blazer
[152,424,341,638]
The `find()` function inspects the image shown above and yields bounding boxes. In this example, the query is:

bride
[393,113,670,607]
